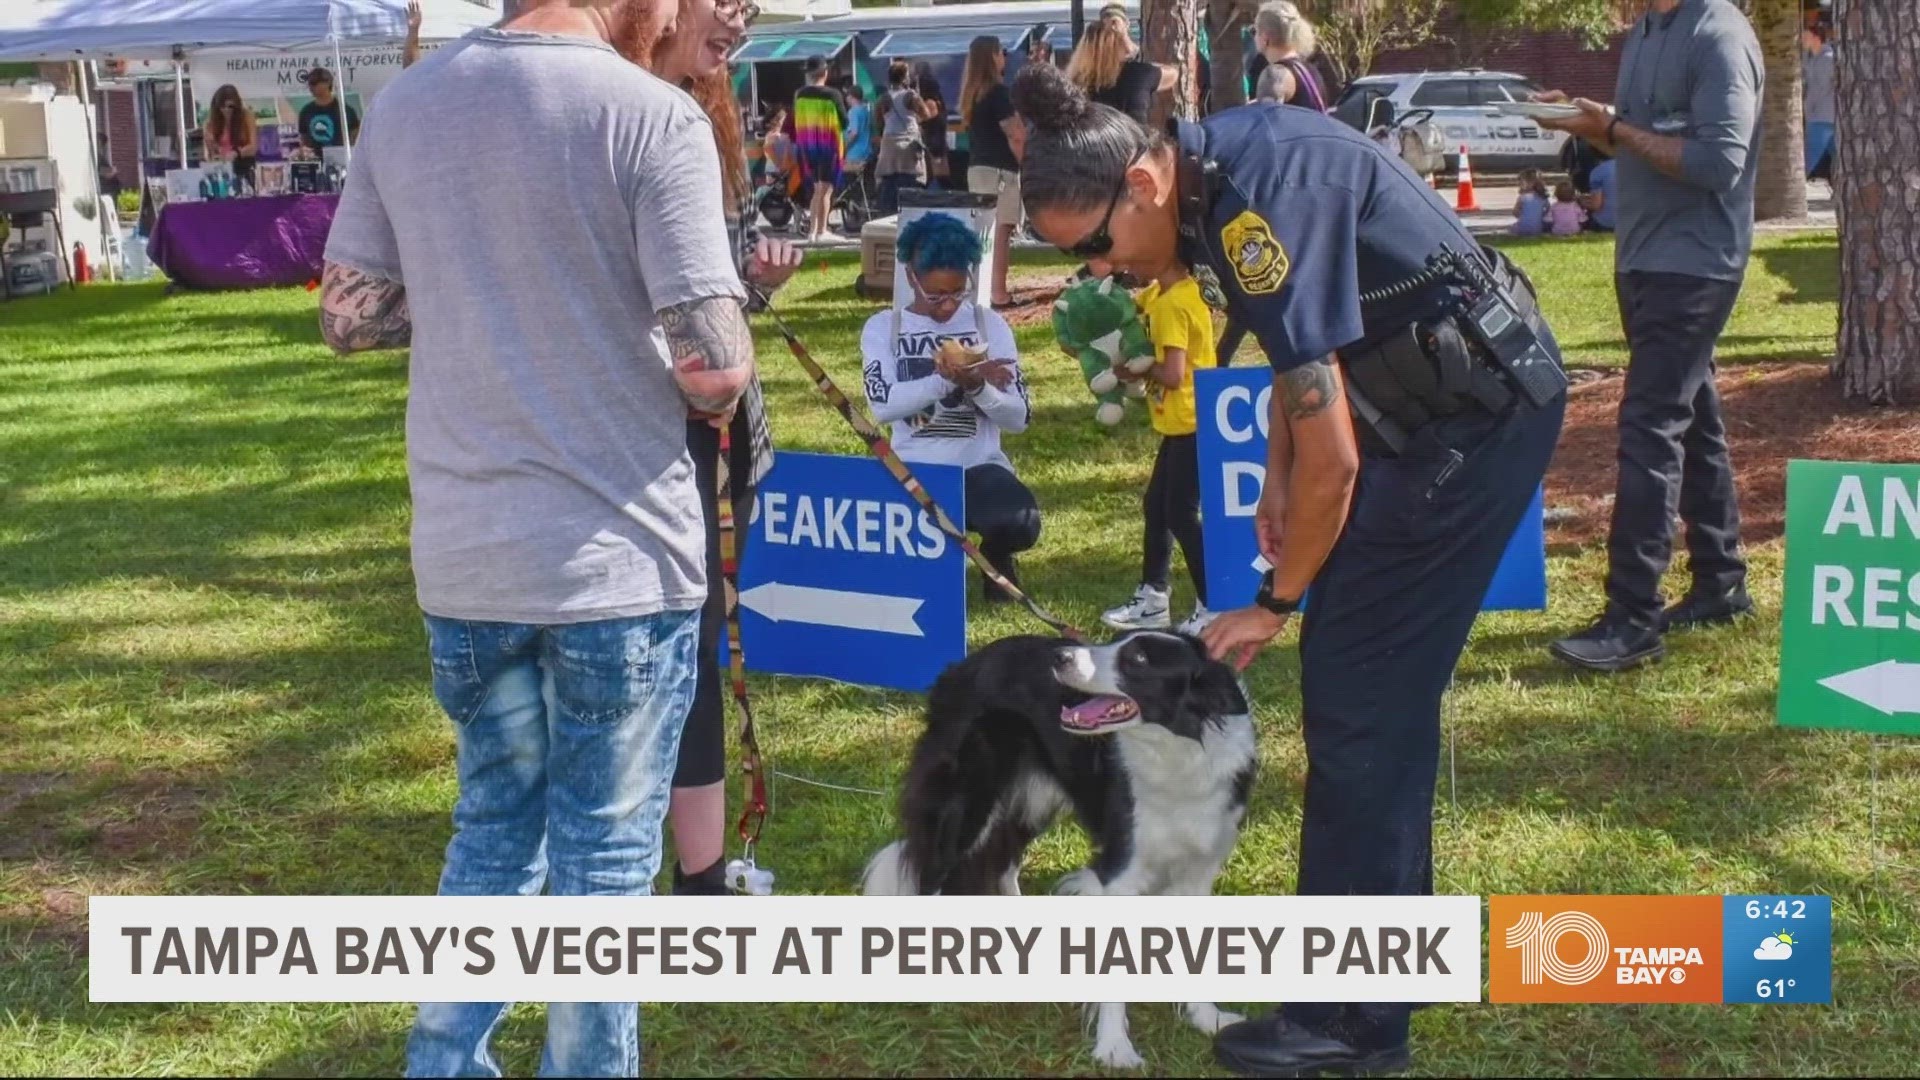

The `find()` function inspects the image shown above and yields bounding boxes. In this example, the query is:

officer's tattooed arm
[319,263,411,354]
[661,295,756,418]
[1264,356,1361,602]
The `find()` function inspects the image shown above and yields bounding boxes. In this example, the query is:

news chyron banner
[90,896,1481,1004]
[1491,895,1833,1004]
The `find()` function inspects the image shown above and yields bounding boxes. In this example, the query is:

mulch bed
[995,270,1918,551]
[1546,362,1920,547]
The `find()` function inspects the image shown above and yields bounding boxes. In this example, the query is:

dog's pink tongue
[1062,696,1127,729]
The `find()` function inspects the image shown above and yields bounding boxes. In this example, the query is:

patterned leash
[750,288,1093,644]
[713,289,1094,884]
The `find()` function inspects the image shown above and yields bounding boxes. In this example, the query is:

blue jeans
[404,609,701,1079]
[1806,121,1835,178]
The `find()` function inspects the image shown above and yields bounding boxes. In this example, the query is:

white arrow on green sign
[1779,460,1920,735]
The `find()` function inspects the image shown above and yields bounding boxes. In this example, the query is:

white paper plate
[1495,101,1582,120]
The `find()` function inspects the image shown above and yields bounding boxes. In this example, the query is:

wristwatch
[1254,570,1301,618]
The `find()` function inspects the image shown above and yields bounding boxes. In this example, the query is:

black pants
[1142,434,1207,605]
[1603,271,1747,625]
[676,414,755,789]
[964,463,1040,571]
[1283,392,1567,1051]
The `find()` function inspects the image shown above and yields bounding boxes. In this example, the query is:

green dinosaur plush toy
[1051,272,1156,426]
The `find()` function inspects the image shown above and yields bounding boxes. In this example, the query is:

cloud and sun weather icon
[1753,931,1795,961]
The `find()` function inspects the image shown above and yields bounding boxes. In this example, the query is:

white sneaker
[1102,585,1171,630]
[1176,603,1217,636]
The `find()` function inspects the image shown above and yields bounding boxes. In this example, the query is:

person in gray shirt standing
[1534,0,1762,672]
[318,0,764,1074]
[1802,23,1836,178]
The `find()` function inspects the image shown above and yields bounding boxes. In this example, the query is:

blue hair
[896,212,983,275]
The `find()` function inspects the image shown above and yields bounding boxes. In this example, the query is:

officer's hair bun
[1012,62,1093,133]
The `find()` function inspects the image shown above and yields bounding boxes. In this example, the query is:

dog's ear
[1186,658,1249,718]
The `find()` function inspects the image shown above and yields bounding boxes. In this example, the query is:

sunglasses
[1060,145,1145,261]
[715,0,761,26]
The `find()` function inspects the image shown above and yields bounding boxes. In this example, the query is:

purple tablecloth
[147,194,339,290]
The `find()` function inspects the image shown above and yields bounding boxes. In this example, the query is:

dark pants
[1143,434,1207,605]
[878,173,924,216]
[964,462,1041,573]
[675,415,755,790]
[1603,271,1746,625]
[1281,392,1566,1051]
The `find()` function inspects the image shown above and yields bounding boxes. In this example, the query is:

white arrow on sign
[737,582,926,638]
[1818,659,1920,715]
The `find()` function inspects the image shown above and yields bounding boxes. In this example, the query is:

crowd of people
[309,0,1781,1072]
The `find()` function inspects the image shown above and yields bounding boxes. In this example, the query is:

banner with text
[90,896,1480,1004]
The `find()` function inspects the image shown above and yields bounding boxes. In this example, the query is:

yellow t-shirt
[1137,276,1218,437]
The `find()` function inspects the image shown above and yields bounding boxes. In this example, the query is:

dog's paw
[1182,1002,1244,1033]
[1091,1038,1146,1070]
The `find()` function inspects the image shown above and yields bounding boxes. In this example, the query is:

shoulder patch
[1220,210,1290,296]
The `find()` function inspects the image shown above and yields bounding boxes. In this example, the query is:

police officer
[1011,64,1568,1076]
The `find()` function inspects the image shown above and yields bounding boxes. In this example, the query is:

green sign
[1779,459,1920,735]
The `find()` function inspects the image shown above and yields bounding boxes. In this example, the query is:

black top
[1175,104,1481,372]
[298,99,359,149]
[918,80,949,155]
[1091,60,1161,126]
[967,83,1019,172]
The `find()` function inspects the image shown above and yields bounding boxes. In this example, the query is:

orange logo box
[1490,896,1722,1003]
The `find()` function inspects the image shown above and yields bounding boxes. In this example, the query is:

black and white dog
[861,629,1258,1069]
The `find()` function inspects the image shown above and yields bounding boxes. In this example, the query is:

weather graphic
[1754,932,1796,961]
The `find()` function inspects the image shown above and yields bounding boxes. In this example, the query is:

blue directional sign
[1195,367,1547,612]
[723,451,967,693]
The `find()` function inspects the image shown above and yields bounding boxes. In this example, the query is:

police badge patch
[1220,210,1289,295]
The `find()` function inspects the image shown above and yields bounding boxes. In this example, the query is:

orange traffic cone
[1455,145,1480,212]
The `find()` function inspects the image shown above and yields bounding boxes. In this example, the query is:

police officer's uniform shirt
[1175,106,1480,373]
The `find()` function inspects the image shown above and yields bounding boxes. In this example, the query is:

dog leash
[711,288,1092,892]
[750,286,1093,645]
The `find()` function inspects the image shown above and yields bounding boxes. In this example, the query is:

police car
[1330,69,1569,173]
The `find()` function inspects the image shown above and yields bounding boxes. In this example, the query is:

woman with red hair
[650,0,803,897]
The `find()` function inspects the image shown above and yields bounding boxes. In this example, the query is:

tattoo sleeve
[1608,121,1686,180]
[659,295,756,417]
[1280,356,1341,420]
[318,262,412,354]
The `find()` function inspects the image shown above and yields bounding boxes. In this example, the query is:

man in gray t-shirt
[317,2,757,1074]
[1534,0,1761,673]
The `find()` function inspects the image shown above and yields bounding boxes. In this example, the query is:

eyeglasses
[715,0,761,26]
[1060,145,1144,261]
[909,269,973,305]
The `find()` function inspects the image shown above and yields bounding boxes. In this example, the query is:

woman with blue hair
[861,211,1040,600]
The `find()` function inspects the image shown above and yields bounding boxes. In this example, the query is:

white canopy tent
[0,0,501,165]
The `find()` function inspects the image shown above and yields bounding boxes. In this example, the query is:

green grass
[2,231,1915,1078]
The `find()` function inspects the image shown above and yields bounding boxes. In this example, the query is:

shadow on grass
[1757,235,1841,304]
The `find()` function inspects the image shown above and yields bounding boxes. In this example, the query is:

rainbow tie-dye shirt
[792,85,846,185]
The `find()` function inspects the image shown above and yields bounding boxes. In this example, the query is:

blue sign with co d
[1194,367,1547,612]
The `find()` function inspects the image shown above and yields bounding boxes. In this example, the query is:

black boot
[1548,612,1665,673]
[1213,1012,1410,1078]
[672,857,732,896]
[981,554,1020,604]
[1661,584,1754,631]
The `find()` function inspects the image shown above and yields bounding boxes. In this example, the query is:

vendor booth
[0,0,499,290]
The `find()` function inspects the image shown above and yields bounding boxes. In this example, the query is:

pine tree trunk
[1753,0,1807,220]
[1833,0,1919,405]
[1144,0,1202,127]
[1207,0,1248,113]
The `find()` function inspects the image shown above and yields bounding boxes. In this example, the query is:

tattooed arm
[1260,356,1361,604]
[660,295,756,419]
[319,262,412,354]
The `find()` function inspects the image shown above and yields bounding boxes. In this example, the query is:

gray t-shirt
[1802,45,1835,126]
[1611,0,1763,282]
[323,28,744,624]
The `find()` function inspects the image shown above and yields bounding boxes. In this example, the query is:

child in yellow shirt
[1100,266,1219,635]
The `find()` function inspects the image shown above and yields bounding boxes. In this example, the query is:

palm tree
[1751,0,1806,221]
[1833,0,1918,405]
[1143,0,1203,125]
